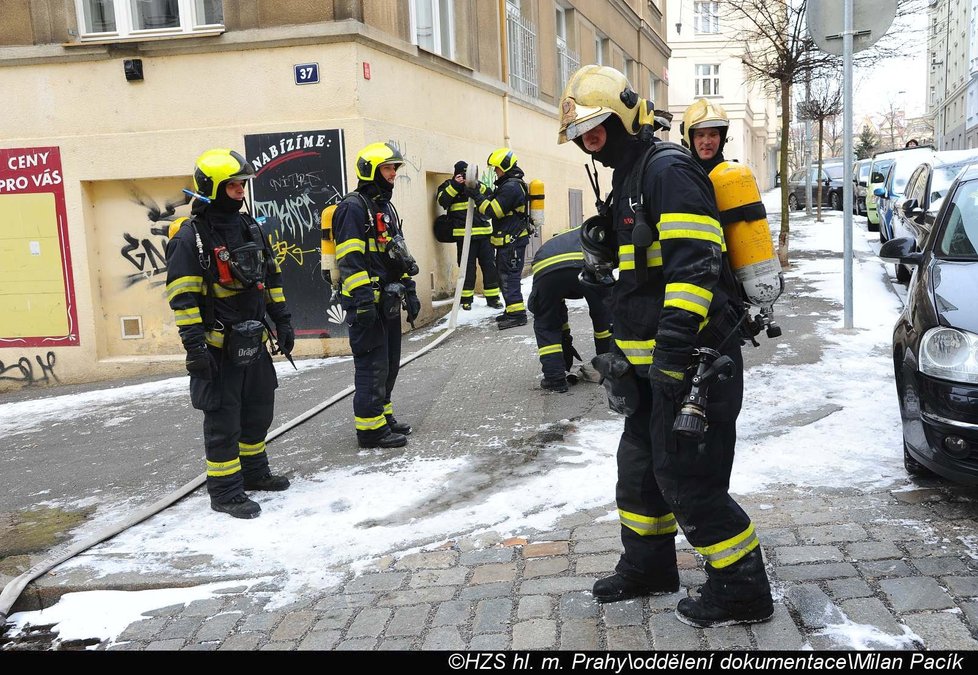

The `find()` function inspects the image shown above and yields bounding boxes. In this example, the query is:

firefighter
[334,142,421,449]
[165,148,293,520]
[436,161,502,310]
[528,226,612,393]
[558,66,773,627]
[467,148,531,330]
[681,98,729,173]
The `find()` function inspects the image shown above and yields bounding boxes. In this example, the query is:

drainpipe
[499,0,511,147]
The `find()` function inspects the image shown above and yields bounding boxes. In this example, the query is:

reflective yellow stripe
[207,458,241,477]
[561,323,570,330]
[355,414,387,431]
[205,329,225,348]
[445,184,459,197]
[267,287,286,304]
[454,224,493,236]
[505,302,525,313]
[619,509,678,536]
[211,283,246,299]
[488,200,505,219]
[538,344,562,356]
[448,202,467,212]
[342,271,370,294]
[174,307,201,326]
[461,290,475,299]
[383,402,393,415]
[695,523,760,569]
[658,213,723,245]
[595,329,612,339]
[239,441,266,457]
[336,239,366,259]
[531,252,584,275]
[484,287,501,297]
[664,282,713,318]
[615,338,655,365]
[166,275,204,301]
[618,243,661,270]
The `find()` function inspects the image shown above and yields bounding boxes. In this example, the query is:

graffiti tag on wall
[0,352,59,385]
[119,190,192,289]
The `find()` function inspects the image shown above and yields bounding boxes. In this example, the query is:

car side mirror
[902,198,920,216]
[873,187,886,198]
[879,236,923,267]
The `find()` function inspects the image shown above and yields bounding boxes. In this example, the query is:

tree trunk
[778,80,791,268]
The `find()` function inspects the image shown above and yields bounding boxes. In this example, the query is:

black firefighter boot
[387,416,412,435]
[358,429,408,449]
[497,313,528,330]
[211,493,261,519]
[675,548,774,628]
[244,471,291,491]
[592,567,680,603]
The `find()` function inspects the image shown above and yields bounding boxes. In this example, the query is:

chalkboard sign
[244,129,348,338]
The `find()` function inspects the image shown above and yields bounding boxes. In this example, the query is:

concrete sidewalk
[5,217,978,651]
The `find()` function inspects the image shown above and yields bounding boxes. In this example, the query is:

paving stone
[648,610,702,650]
[775,562,859,582]
[902,612,978,649]
[422,626,466,650]
[145,639,186,650]
[470,563,517,584]
[518,595,552,619]
[556,511,593,529]
[270,611,316,641]
[961,601,978,631]
[647,589,685,610]
[525,558,568,578]
[182,642,219,651]
[459,548,514,565]
[298,631,342,650]
[912,557,968,576]
[378,637,416,650]
[602,599,644,627]
[752,604,806,650]
[461,582,513,600]
[223,595,264,613]
[759,528,799,547]
[855,559,914,578]
[784,585,845,629]
[573,523,619,540]
[575,554,618,575]
[797,523,869,544]
[394,550,458,570]
[574,536,621,554]
[468,633,510,650]
[239,612,282,633]
[502,537,528,547]
[345,572,407,593]
[846,541,903,560]
[524,542,569,558]
[560,591,599,619]
[377,586,457,606]
[825,578,874,601]
[218,633,262,650]
[879,577,955,612]
[117,617,168,642]
[776,545,844,565]
[386,604,431,636]
[678,569,707,591]
[194,613,241,642]
[107,642,146,651]
[890,488,945,505]
[839,597,904,636]
[606,625,650,650]
[408,567,469,587]
[159,617,203,640]
[142,603,189,618]
[347,607,392,639]
[677,551,699,569]
[312,608,354,632]
[704,624,751,650]
[559,619,601,650]
[360,555,395,573]
[182,598,226,618]
[432,600,472,627]
[474,598,513,634]
[335,638,377,650]
[313,593,377,611]
[520,577,594,594]
[259,641,296,651]
[512,619,557,649]
[942,576,978,597]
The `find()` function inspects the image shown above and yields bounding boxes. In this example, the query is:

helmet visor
[690,119,728,130]
[560,107,611,143]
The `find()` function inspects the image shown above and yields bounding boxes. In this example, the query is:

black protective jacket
[473,167,530,247]
[436,178,492,239]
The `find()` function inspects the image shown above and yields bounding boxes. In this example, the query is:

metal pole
[843,0,854,329]
[805,76,813,215]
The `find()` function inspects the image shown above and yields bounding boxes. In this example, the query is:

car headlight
[919,327,978,384]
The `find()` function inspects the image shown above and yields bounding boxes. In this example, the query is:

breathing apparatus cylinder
[167,216,189,240]
[320,204,339,289]
[529,179,545,234]
[708,162,783,336]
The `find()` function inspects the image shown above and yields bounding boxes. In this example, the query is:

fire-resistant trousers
[456,238,500,305]
[495,240,528,316]
[349,310,402,443]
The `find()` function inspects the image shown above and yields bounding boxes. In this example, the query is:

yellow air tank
[528,179,545,234]
[709,162,783,309]
[167,216,188,240]
[320,204,339,288]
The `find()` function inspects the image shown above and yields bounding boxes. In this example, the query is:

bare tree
[823,115,843,158]
[799,77,843,221]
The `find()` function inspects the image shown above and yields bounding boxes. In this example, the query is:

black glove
[185,344,217,380]
[562,334,581,371]
[275,322,295,355]
[405,293,421,324]
[464,184,482,200]
[348,303,378,328]
[650,347,690,404]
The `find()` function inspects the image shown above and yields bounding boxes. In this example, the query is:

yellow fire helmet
[681,98,730,148]
[355,141,405,181]
[558,65,643,144]
[487,147,518,173]
[193,149,255,201]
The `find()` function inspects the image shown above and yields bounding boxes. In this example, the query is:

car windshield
[929,163,973,212]
[871,159,893,183]
[937,180,978,260]
[825,164,844,180]
[858,163,871,181]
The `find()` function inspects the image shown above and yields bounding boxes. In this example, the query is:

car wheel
[830,192,841,210]
[788,193,799,211]
[904,443,933,478]
[895,263,911,283]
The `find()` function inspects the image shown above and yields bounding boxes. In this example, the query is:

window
[595,35,607,65]
[507,1,539,99]
[411,0,455,60]
[693,1,720,34]
[555,6,579,92]
[75,0,223,40]
[694,64,720,96]
[649,74,661,104]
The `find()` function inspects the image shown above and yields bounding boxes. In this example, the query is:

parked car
[866,156,895,233]
[889,149,978,282]
[874,146,937,243]
[879,163,978,485]
[787,162,845,211]
[853,158,871,217]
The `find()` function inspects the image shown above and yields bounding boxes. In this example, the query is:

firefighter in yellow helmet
[466,148,532,329]
[681,98,729,174]
[165,148,293,519]
[333,142,421,448]
[558,65,773,627]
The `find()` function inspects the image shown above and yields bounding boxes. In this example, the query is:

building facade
[0,0,670,388]
[927,0,978,149]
